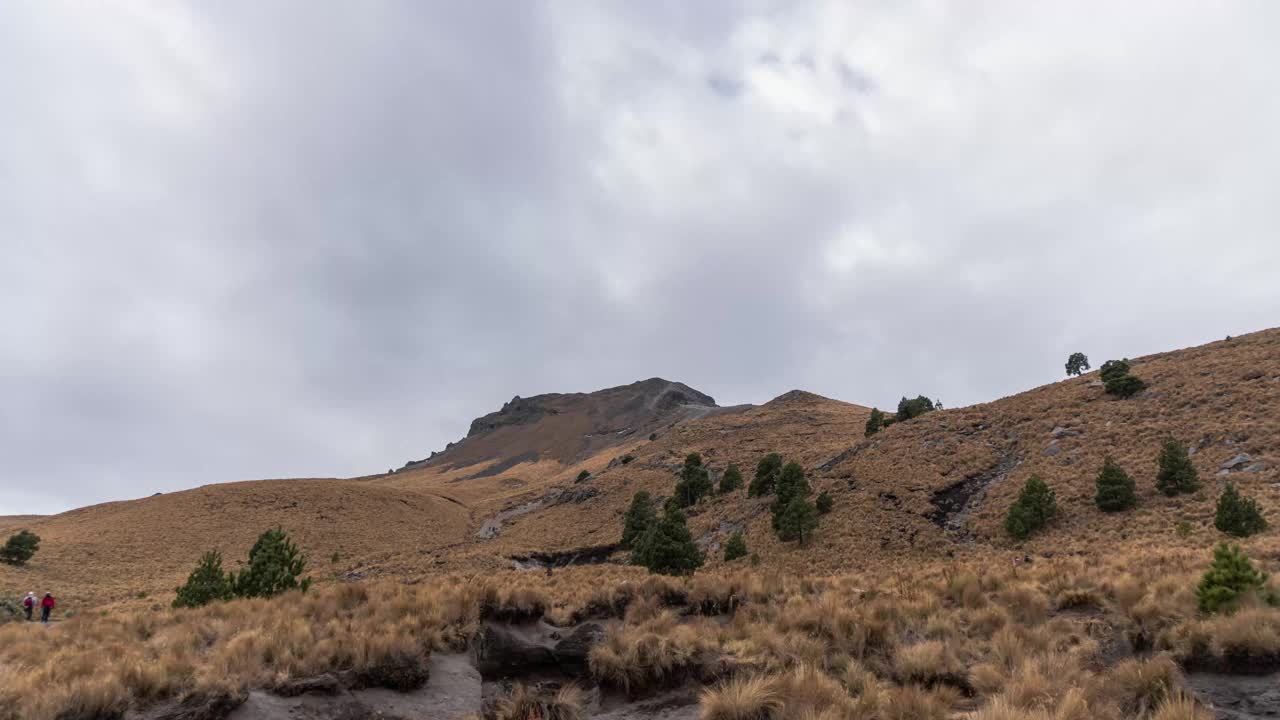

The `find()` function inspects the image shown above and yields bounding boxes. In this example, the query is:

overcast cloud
[3,1,1279,515]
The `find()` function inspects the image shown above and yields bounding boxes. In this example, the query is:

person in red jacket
[40,592,54,623]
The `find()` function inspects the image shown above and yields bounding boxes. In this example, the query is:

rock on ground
[226,654,480,720]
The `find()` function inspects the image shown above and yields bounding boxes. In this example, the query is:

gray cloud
[3,1,1279,514]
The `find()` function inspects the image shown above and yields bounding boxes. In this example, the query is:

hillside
[0,479,469,608]
[2,328,1278,613]
[396,378,729,475]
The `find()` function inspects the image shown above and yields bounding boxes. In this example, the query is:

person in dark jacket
[21,592,35,621]
[40,592,55,623]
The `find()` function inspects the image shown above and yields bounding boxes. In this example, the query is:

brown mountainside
[2,328,1278,612]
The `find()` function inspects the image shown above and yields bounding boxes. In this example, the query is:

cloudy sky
[3,2,1279,515]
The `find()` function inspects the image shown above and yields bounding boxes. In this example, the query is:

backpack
[22,597,32,608]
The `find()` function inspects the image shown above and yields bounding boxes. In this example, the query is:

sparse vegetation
[172,550,233,609]
[719,464,743,494]
[619,454,635,465]
[778,495,818,545]
[494,683,583,720]
[1214,482,1267,537]
[1095,456,1137,512]
[575,469,591,483]
[896,395,937,421]
[232,527,311,599]
[1156,438,1200,496]
[0,549,1270,720]
[1196,542,1272,614]
[865,407,885,437]
[723,532,747,562]
[1004,475,1057,540]
[1066,351,1090,376]
[1101,358,1147,398]
[620,491,657,550]
[632,506,703,576]
[673,452,713,508]
[815,491,833,514]
[749,452,783,497]
[769,462,810,532]
[0,530,40,566]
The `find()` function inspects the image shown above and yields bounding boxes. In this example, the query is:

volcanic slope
[0,480,470,609]
[419,328,1280,577]
[3,329,1279,612]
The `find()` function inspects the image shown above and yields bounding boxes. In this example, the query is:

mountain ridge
[2,328,1278,612]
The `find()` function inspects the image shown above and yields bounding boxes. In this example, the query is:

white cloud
[2,1,1279,514]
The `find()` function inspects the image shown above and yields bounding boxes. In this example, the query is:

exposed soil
[510,543,620,569]
[924,447,1020,536]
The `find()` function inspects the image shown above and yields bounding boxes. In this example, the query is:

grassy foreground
[1,548,1276,720]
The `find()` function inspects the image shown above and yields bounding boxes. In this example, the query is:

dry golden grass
[1,547,1267,720]
[492,683,585,720]
[1,328,1277,719]
[5,328,1278,620]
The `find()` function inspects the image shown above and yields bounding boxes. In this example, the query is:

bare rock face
[472,624,558,677]
[403,378,722,475]
[468,395,559,437]
[552,622,607,677]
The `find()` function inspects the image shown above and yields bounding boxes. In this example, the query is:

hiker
[21,592,34,621]
[40,592,55,623]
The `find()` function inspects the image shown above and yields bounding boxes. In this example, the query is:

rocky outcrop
[472,624,559,677]
[468,396,560,437]
[553,623,607,677]
[400,378,723,474]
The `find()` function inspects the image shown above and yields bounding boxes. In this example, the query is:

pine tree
[778,495,818,546]
[1004,475,1058,540]
[1100,358,1146,398]
[1094,456,1137,512]
[173,550,234,608]
[865,408,885,437]
[723,531,748,562]
[719,464,743,494]
[1214,483,1268,538]
[673,452,713,507]
[1099,359,1131,384]
[1065,352,1090,377]
[632,506,703,576]
[896,396,936,421]
[232,528,311,599]
[620,491,657,550]
[0,530,40,566]
[1105,374,1147,398]
[1156,439,1200,496]
[816,491,833,514]
[770,462,811,531]
[749,453,783,496]
[1197,543,1271,614]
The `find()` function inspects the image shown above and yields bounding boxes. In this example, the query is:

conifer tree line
[174,527,312,608]
[1007,437,1267,542]
[620,450,835,574]
[864,395,939,437]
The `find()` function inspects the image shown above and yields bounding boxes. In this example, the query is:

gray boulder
[1222,453,1255,471]
[472,624,557,677]
[553,623,607,677]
